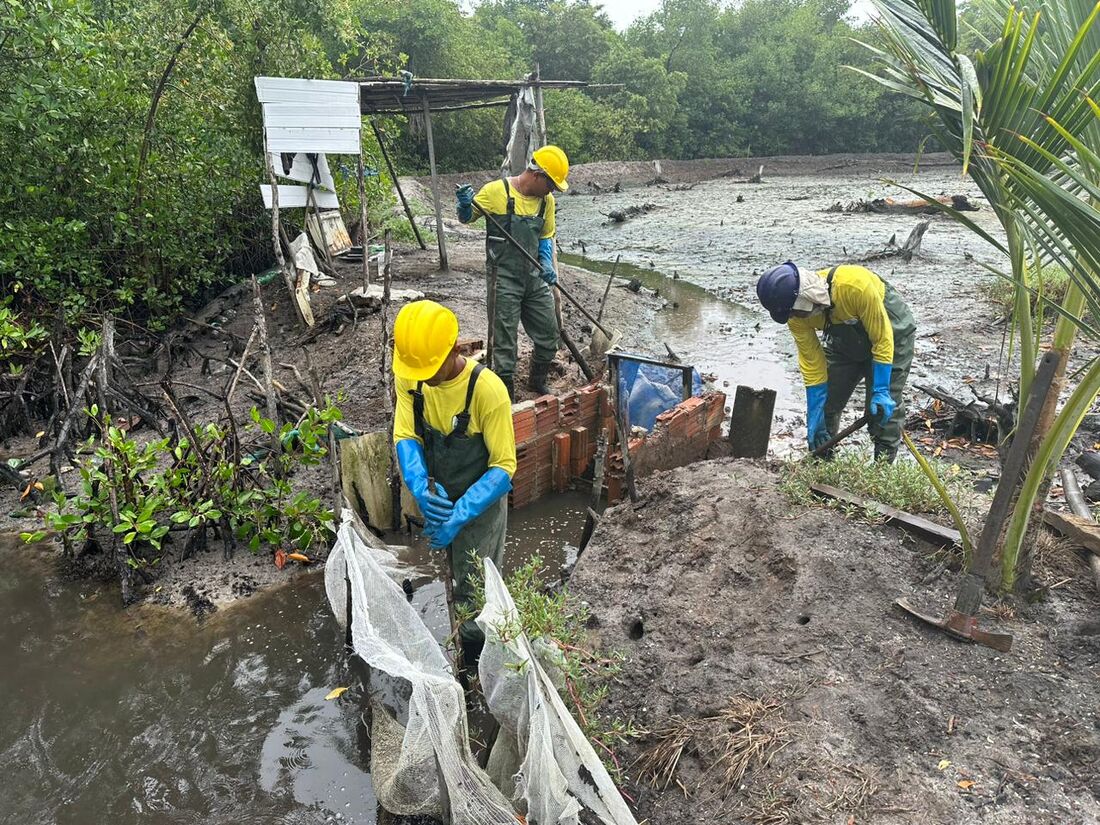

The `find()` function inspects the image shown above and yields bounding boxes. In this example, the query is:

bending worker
[391,300,516,665]
[455,145,571,400]
[756,262,916,462]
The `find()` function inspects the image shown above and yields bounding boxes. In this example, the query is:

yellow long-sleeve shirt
[788,265,894,387]
[470,178,556,239]
[393,359,517,477]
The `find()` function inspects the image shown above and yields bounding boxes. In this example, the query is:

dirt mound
[570,458,1100,824]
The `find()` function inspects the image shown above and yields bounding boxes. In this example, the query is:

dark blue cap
[755,261,800,323]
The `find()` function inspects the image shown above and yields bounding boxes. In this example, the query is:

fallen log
[604,203,659,223]
[853,221,930,264]
[827,194,979,214]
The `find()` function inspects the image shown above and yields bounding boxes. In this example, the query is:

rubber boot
[528,361,553,396]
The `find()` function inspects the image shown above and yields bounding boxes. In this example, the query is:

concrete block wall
[508,383,727,509]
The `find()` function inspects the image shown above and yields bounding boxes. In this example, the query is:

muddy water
[557,168,1009,429]
[0,494,589,825]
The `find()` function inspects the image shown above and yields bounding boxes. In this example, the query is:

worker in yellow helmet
[391,300,516,665]
[455,144,570,400]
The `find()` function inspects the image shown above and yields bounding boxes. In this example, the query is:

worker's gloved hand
[455,184,475,223]
[395,439,453,527]
[537,237,557,285]
[869,361,897,426]
[428,467,511,549]
[805,382,831,451]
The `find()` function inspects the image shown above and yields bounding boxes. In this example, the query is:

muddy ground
[0,239,664,613]
[570,458,1100,824]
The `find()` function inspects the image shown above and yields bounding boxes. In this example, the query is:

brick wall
[508,383,726,509]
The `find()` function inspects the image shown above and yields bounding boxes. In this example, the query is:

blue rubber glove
[537,238,557,285]
[427,467,512,549]
[395,439,453,526]
[456,184,475,223]
[870,361,897,426]
[806,382,831,451]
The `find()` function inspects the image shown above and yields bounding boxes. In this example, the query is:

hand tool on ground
[810,414,869,457]
[895,349,1061,653]
[464,192,613,340]
[428,477,464,677]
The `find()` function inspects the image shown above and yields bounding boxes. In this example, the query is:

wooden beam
[1057,468,1100,592]
[371,119,426,250]
[728,386,775,459]
[1043,508,1100,558]
[421,92,448,271]
[811,483,962,547]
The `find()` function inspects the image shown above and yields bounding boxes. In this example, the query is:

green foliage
[980,264,1078,322]
[23,402,342,565]
[778,449,977,518]
[0,299,48,375]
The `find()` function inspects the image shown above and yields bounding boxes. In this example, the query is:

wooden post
[371,119,426,251]
[251,274,282,465]
[421,92,448,271]
[533,63,547,148]
[382,230,401,530]
[356,86,372,288]
[263,132,307,328]
[728,386,776,459]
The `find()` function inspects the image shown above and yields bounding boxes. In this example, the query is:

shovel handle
[811,414,870,457]
[462,190,613,339]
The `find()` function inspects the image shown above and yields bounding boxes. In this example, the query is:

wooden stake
[533,63,547,148]
[263,132,307,328]
[306,348,341,518]
[382,230,401,529]
[251,275,282,465]
[421,92,448,271]
[356,102,372,290]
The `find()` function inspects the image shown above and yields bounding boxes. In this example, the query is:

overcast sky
[598,0,877,30]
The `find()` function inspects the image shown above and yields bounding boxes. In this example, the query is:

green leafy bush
[23,402,342,566]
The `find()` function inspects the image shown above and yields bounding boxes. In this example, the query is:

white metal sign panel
[260,184,340,209]
[266,127,360,154]
[254,77,359,108]
[268,152,336,191]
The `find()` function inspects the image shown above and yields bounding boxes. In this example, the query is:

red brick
[552,432,571,492]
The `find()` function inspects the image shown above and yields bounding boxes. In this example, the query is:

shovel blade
[894,598,1014,653]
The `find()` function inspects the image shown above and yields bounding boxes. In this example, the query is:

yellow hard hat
[532,145,570,192]
[392,300,459,381]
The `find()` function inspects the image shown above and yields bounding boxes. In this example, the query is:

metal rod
[371,119,426,251]
[811,414,870,457]
[421,92,448,271]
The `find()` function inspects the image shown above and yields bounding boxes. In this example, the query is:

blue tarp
[616,356,703,431]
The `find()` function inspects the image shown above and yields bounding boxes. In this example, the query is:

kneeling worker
[755,262,916,462]
[391,300,516,664]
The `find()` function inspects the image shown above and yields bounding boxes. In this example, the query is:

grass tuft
[779,449,976,518]
[637,693,789,796]
[980,264,1079,323]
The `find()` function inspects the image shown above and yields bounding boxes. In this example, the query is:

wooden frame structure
[355,74,615,271]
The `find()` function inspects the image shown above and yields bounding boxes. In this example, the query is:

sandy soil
[0,237,664,615]
[569,458,1100,824]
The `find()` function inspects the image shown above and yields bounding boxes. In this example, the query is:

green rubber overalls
[410,364,507,643]
[486,178,560,393]
[822,268,917,460]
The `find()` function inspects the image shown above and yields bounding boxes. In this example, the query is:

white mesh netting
[324,510,637,825]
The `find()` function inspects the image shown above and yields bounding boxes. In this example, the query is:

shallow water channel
[0,492,588,825]
[557,167,1008,429]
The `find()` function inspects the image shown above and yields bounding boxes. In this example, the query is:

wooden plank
[262,103,361,128]
[267,152,336,190]
[260,185,339,209]
[728,386,775,459]
[307,210,351,256]
[254,77,359,104]
[265,127,361,154]
[1043,509,1100,558]
[811,483,962,547]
